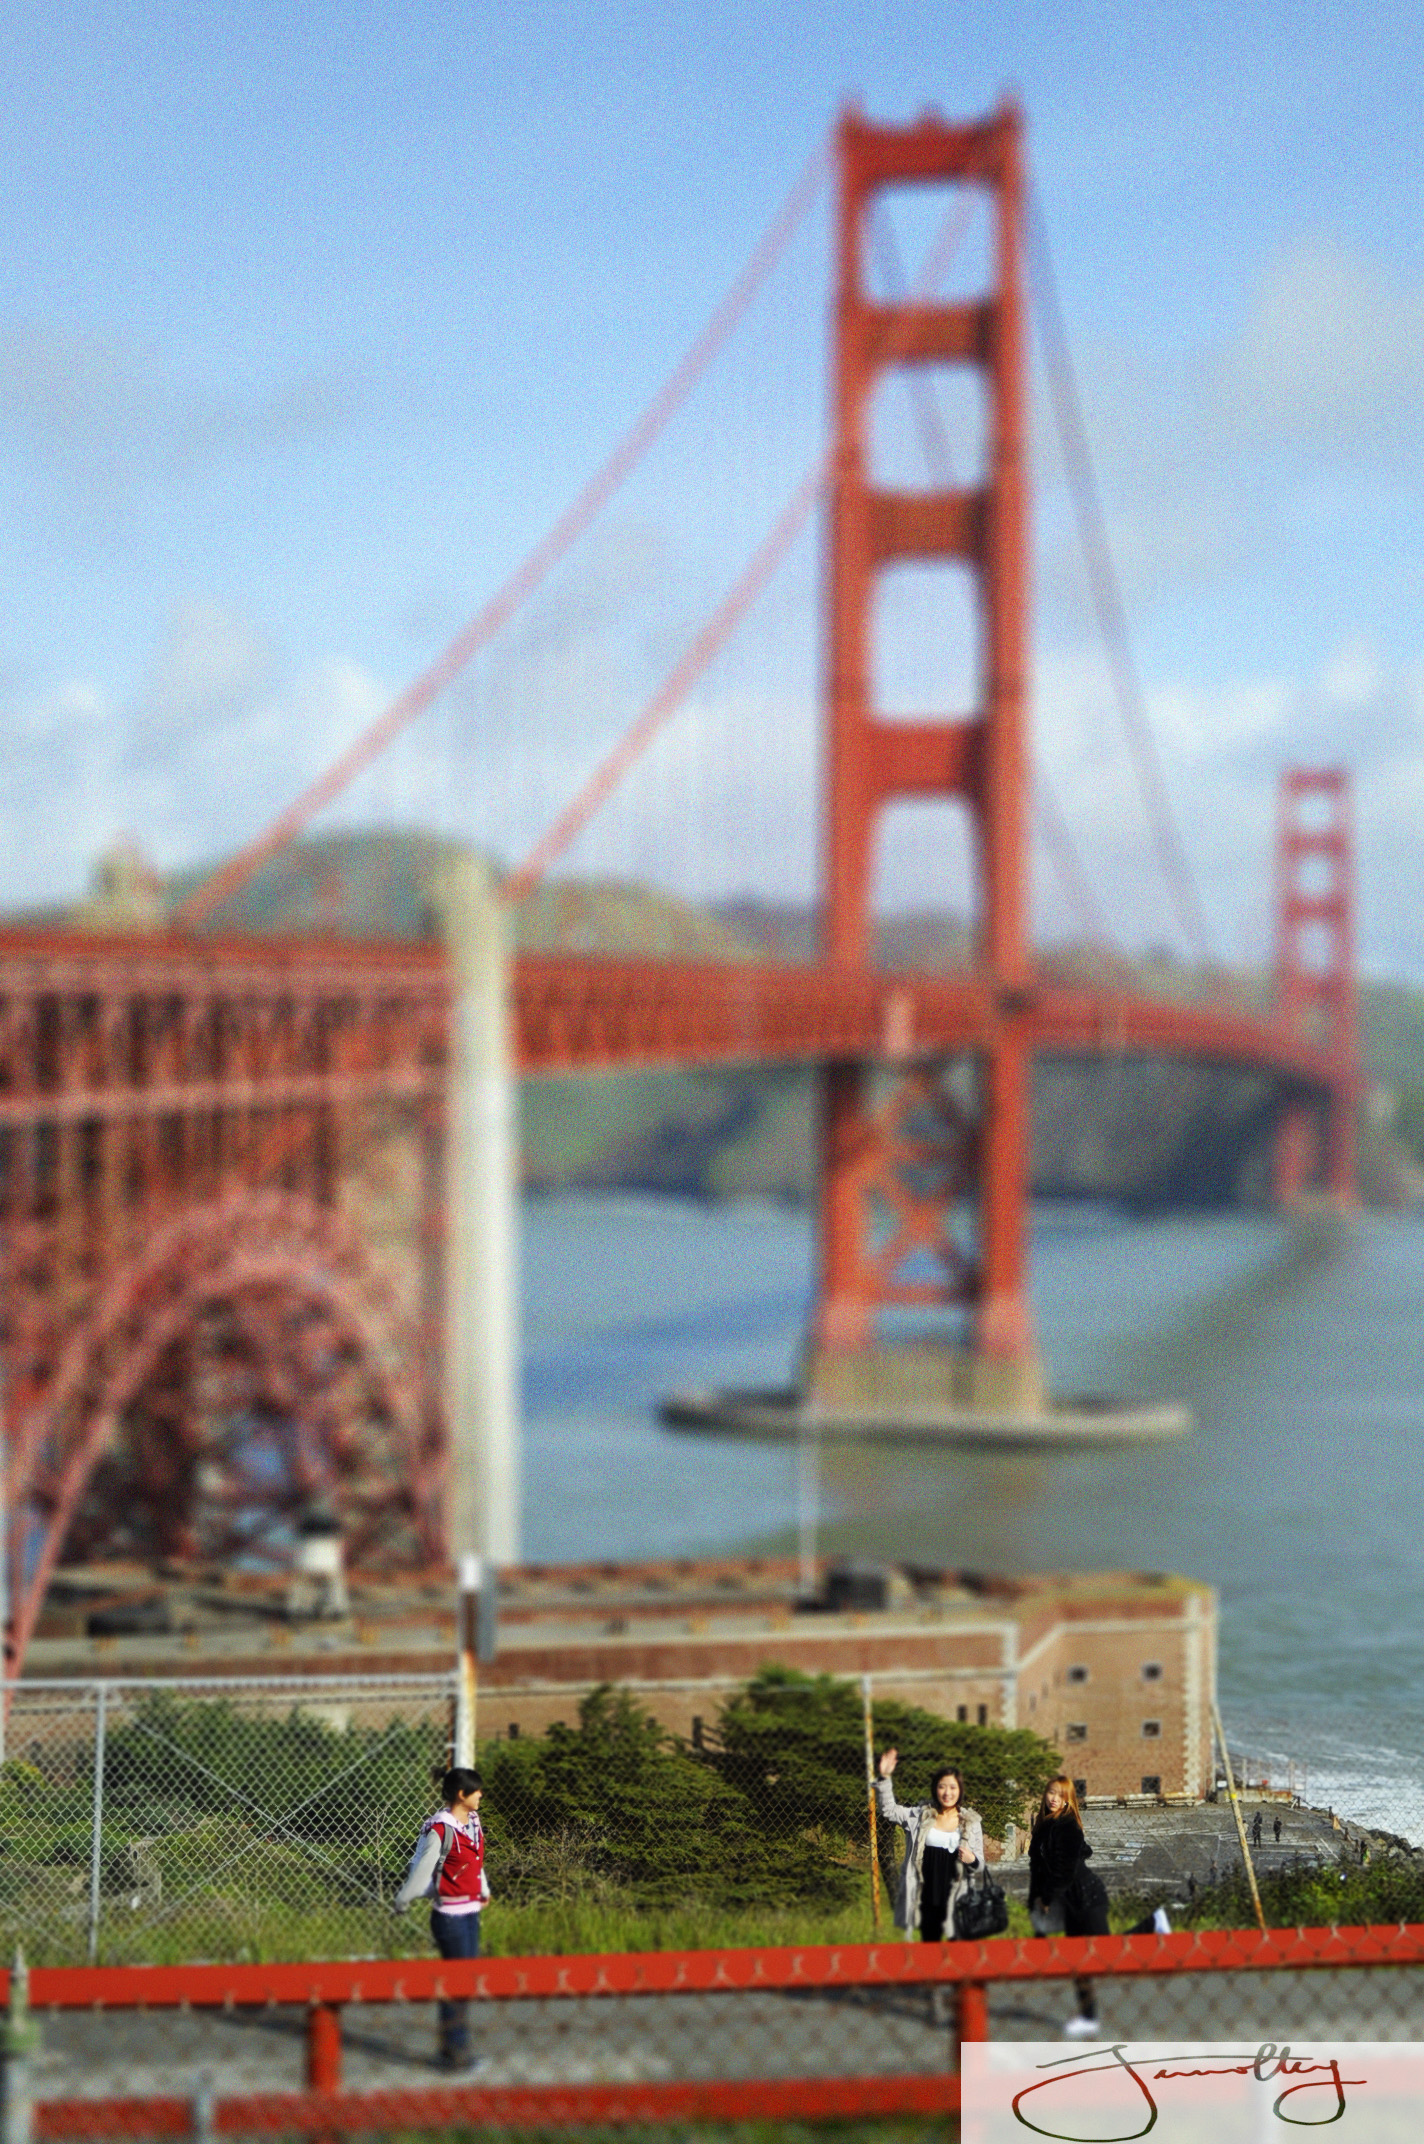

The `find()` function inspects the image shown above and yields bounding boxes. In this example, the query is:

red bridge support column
[811,104,1041,1413]
[1275,768,1357,1205]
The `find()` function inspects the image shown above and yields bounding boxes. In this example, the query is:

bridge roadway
[0,926,1337,1102]
[514,950,1336,1088]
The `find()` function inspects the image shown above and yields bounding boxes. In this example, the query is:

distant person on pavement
[1251,1810,1263,1848]
[1274,1815,1282,1844]
[875,1748,983,1942]
[395,1767,490,2073]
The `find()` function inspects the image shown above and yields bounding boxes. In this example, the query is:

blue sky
[4,1,1423,975]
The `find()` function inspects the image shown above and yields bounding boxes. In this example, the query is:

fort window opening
[1142,1662,1163,1681]
[1141,1774,1162,1795]
[1067,1664,1089,1683]
[977,1703,988,1725]
[1142,1720,1162,1738]
[1066,1723,1087,1742]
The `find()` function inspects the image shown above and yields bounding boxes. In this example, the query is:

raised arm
[874,1748,921,1830]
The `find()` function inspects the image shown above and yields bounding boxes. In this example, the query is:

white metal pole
[797,1400,821,1600]
[454,1552,480,1767]
[434,855,521,1571]
[0,1948,35,2144]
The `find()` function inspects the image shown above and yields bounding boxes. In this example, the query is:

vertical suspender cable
[1024,185,1215,967]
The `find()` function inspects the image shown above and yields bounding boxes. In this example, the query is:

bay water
[521,1194,1424,1831]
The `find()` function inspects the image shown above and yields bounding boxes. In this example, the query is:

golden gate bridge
[0,105,1356,1676]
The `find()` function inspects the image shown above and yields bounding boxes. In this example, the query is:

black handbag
[953,1870,1009,1941]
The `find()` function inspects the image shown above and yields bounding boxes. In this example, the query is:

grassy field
[13,1865,1417,1967]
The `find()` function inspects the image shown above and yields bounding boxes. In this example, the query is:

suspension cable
[868,204,1113,950]
[1024,182,1215,965]
[173,134,832,931]
[506,198,977,906]
[504,465,826,903]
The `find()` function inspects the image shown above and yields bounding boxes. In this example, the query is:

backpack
[402,1815,458,1901]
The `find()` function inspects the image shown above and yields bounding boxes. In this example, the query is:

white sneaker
[1152,1906,1172,1935]
[1063,2014,1100,2039]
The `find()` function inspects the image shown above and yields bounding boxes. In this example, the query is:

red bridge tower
[1275,767,1358,1203]
[811,103,1041,1415]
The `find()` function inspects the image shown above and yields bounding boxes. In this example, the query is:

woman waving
[875,1747,983,1942]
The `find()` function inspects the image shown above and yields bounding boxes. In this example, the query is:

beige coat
[875,1778,984,1934]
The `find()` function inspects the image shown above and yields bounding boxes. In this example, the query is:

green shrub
[483,1685,854,1910]
[709,1665,1058,1846]
[1163,1849,1424,1932]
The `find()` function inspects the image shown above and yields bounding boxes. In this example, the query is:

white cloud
[1033,637,1424,971]
[0,599,398,897]
[129,601,274,764]
[1217,239,1424,454]
[1037,233,1424,617]
[0,322,348,496]
[138,654,393,868]
[11,676,111,743]
[0,676,122,907]
[1319,637,1385,710]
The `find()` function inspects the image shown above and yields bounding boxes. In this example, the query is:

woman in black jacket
[1028,1775,1109,2037]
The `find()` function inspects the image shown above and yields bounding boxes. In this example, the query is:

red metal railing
[15,1925,1424,2138]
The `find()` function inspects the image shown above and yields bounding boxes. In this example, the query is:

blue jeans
[430,1908,481,2059]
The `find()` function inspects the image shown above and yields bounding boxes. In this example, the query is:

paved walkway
[30,1991,947,2098]
[1001,1800,1370,1901]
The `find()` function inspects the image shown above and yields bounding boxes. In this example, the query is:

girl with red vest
[395,1766,490,2072]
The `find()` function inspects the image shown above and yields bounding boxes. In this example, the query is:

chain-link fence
[5,1673,1424,1972]
[0,1675,456,1967]
[0,1666,1061,1968]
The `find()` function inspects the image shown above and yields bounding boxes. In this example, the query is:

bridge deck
[0,928,1335,1102]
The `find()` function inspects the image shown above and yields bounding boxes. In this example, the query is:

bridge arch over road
[8,1192,441,1672]
[8,1189,440,1670]
[0,928,449,1671]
